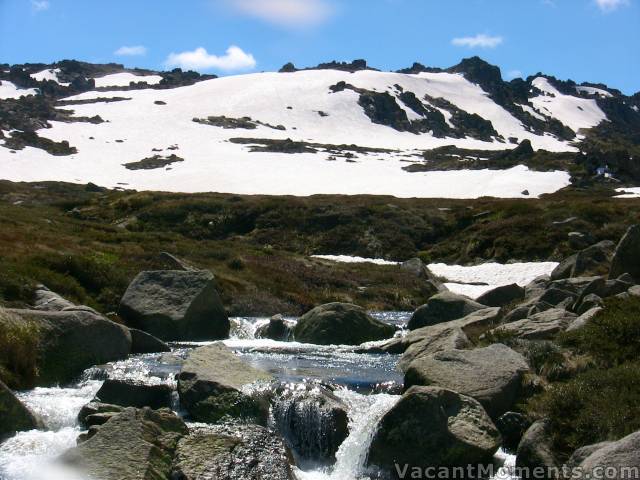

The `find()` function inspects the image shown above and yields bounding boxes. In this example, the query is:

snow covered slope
[0,80,37,99]
[1,60,627,198]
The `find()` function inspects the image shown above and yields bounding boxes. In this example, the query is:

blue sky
[1,0,638,94]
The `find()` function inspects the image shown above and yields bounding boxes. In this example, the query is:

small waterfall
[295,390,400,480]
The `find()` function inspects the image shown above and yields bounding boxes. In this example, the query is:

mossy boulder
[177,343,273,424]
[293,303,395,345]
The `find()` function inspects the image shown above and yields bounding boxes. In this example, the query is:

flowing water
[0,313,515,480]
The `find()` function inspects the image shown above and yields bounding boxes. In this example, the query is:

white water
[295,390,400,480]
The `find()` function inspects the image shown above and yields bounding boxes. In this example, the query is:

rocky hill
[0,57,638,197]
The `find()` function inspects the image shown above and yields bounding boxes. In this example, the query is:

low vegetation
[0,307,40,389]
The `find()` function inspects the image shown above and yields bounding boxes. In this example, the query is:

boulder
[272,383,349,463]
[576,431,640,476]
[63,407,188,480]
[566,307,602,332]
[129,328,170,354]
[538,287,577,307]
[575,294,603,315]
[477,283,525,307]
[171,423,294,480]
[119,270,229,341]
[516,420,559,472]
[404,343,530,418]
[407,292,487,330]
[610,225,640,281]
[77,402,124,428]
[629,285,640,297]
[255,315,294,341]
[551,241,615,280]
[550,255,577,281]
[34,285,100,314]
[293,303,395,345]
[5,309,131,386]
[94,379,173,410]
[398,307,502,369]
[367,386,501,471]
[400,258,445,295]
[488,308,577,340]
[0,380,43,440]
[177,343,273,424]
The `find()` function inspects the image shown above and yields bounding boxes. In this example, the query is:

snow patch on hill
[92,72,163,88]
[30,68,70,86]
[0,81,37,100]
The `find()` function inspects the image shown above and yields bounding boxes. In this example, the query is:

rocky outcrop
[489,308,577,340]
[272,383,349,463]
[94,379,173,410]
[609,225,640,281]
[119,270,229,341]
[477,283,525,307]
[5,309,131,386]
[293,303,395,345]
[404,343,529,418]
[171,423,294,480]
[177,343,273,424]
[63,407,188,480]
[569,431,640,477]
[407,292,487,330]
[129,328,171,354]
[551,241,615,280]
[516,420,559,473]
[367,386,501,471]
[0,380,43,440]
[255,315,294,341]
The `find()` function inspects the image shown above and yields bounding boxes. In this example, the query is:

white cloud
[452,34,503,49]
[227,0,333,27]
[114,45,148,56]
[164,46,256,72]
[31,0,50,12]
[594,0,629,11]
[507,70,523,80]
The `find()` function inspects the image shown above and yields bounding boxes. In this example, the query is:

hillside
[1,58,639,198]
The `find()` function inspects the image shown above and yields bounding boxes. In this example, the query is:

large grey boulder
[5,309,131,386]
[516,420,559,472]
[570,431,640,477]
[94,379,173,410]
[119,270,229,341]
[367,386,501,471]
[177,343,273,424]
[477,283,525,307]
[293,303,395,345]
[397,307,502,369]
[551,241,615,280]
[407,292,487,330]
[255,315,294,341]
[404,343,529,418]
[610,225,640,281]
[272,383,349,463]
[171,423,294,480]
[400,258,446,296]
[566,307,602,332]
[488,308,577,340]
[0,380,43,440]
[63,407,188,480]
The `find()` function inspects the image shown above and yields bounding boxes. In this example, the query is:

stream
[0,313,516,480]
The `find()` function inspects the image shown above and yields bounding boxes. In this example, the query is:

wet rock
[610,225,640,281]
[407,292,487,330]
[63,407,188,480]
[496,412,531,453]
[78,402,124,428]
[489,308,577,340]
[119,270,229,341]
[94,379,173,410]
[5,309,131,386]
[129,328,171,354]
[171,423,294,480]
[272,383,349,463]
[0,380,43,440]
[516,420,559,473]
[177,343,273,424]
[367,386,501,471]
[477,283,525,307]
[404,343,529,418]
[255,315,294,341]
[294,303,395,345]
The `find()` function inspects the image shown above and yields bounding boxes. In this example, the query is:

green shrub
[0,308,40,389]
[519,340,570,381]
[560,296,640,367]
[527,362,640,460]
